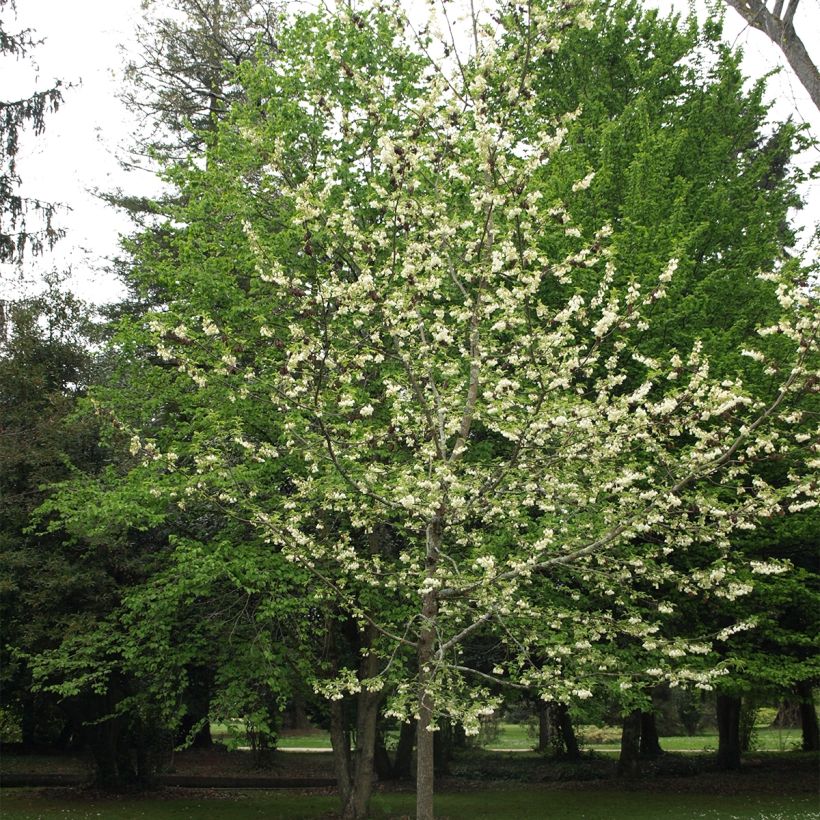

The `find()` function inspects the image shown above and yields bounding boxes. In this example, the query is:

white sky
[1,0,818,306]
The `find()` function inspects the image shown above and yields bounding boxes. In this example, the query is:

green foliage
[517,0,819,711]
[0,278,102,745]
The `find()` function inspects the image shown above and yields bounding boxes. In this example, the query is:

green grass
[277,733,336,749]
[1,788,818,820]
[483,722,532,748]
[211,721,804,753]
[634,729,802,753]
[210,722,334,750]
[486,723,803,752]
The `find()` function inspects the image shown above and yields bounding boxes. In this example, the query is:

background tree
[0,277,98,751]
[121,0,281,167]
[47,1,293,761]
[521,0,819,772]
[0,0,63,263]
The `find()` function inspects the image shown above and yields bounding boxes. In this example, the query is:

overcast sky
[1,0,818,305]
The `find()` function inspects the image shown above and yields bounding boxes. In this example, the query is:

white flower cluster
[750,560,789,575]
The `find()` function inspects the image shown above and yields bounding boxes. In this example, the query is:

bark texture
[344,626,382,820]
[725,0,820,111]
[329,693,352,809]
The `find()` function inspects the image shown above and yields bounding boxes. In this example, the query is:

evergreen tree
[0,0,63,263]
[0,277,98,750]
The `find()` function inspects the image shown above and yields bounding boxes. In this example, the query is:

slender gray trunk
[416,516,442,820]
[416,638,436,820]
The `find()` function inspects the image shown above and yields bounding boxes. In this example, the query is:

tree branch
[725,0,819,111]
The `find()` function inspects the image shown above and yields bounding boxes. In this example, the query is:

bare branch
[725,0,819,111]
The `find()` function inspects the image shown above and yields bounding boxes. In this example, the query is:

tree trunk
[374,731,393,780]
[796,681,820,752]
[556,703,580,760]
[537,701,552,753]
[115,729,137,787]
[416,666,436,820]
[177,714,213,750]
[178,665,213,749]
[716,694,742,770]
[433,718,452,775]
[773,699,801,728]
[618,709,642,778]
[393,719,416,780]
[639,711,663,759]
[330,699,352,810]
[89,719,123,791]
[134,722,152,789]
[343,619,382,819]
[739,699,758,753]
[416,516,442,820]
[20,696,36,753]
[291,692,311,732]
[343,690,381,819]
[341,534,391,818]
[724,0,820,111]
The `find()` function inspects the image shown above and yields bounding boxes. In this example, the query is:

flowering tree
[106,0,818,816]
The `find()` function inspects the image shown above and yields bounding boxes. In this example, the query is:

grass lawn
[2,787,818,820]
[211,724,333,750]
[211,723,397,752]
[277,734,336,749]
[637,729,802,753]
[490,723,802,752]
[237,722,802,753]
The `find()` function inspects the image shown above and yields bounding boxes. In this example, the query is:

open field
[2,787,818,820]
